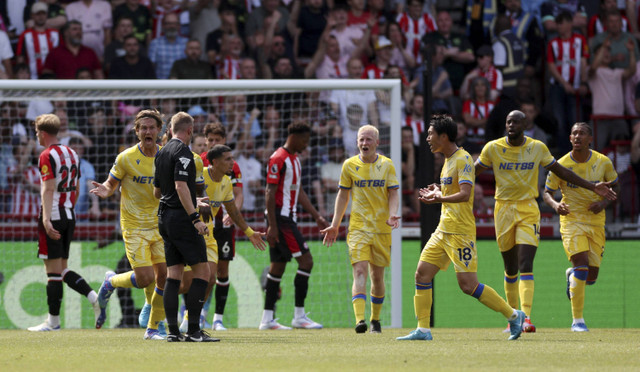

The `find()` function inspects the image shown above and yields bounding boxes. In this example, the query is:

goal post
[0,79,404,329]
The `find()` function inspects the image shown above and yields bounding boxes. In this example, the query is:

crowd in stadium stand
[1,0,640,223]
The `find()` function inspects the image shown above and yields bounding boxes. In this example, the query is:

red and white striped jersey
[266,147,301,221]
[587,14,628,40]
[38,144,81,221]
[396,12,437,62]
[478,66,503,92]
[404,115,425,146]
[9,165,41,217]
[546,33,589,89]
[151,5,182,40]
[463,100,495,119]
[362,63,384,79]
[218,55,240,79]
[463,100,495,139]
[17,29,60,79]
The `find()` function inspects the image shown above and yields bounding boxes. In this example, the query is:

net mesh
[0,82,401,329]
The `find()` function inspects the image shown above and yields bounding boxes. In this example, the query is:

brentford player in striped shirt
[28,113,100,332]
[260,122,329,330]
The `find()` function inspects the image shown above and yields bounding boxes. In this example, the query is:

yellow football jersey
[110,144,160,230]
[339,154,399,233]
[437,148,476,235]
[193,151,204,185]
[478,136,556,201]
[203,167,234,217]
[545,150,618,227]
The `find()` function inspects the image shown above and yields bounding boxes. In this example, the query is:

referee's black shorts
[159,208,207,267]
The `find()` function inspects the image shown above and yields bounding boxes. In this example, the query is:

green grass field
[2,328,639,371]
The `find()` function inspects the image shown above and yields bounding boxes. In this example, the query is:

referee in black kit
[154,112,217,342]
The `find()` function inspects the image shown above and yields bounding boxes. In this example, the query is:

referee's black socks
[164,278,181,335]
[187,278,208,334]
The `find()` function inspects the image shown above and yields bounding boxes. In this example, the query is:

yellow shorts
[420,230,477,273]
[560,222,605,267]
[347,229,391,267]
[122,228,165,269]
[204,227,219,264]
[494,199,540,252]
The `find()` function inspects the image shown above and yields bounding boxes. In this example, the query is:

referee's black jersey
[154,138,197,209]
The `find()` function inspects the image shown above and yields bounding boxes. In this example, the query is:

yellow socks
[148,286,165,330]
[570,266,588,320]
[519,273,534,317]
[110,271,137,288]
[352,293,366,323]
[415,282,432,329]
[370,294,384,322]
[473,283,514,318]
[504,272,519,309]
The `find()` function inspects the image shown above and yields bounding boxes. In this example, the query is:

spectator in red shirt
[41,20,104,79]
[460,45,503,101]
[462,76,495,148]
[347,0,370,29]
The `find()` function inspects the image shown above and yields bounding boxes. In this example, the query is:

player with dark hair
[29,113,100,331]
[199,123,244,331]
[91,109,167,339]
[475,111,616,333]
[322,125,401,334]
[543,122,619,332]
[397,115,526,341]
[260,122,329,330]
[154,112,217,342]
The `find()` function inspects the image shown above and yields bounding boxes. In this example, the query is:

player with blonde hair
[322,124,401,333]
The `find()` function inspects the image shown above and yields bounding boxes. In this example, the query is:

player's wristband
[244,227,255,237]
[190,212,201,224]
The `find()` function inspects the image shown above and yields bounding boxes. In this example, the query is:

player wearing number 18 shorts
[397,115,526,341]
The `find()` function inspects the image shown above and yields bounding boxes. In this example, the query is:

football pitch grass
[2,328,639,371]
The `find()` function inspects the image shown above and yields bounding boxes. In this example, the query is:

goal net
[0,79,404,329]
